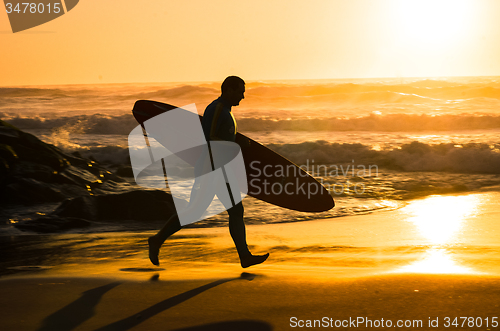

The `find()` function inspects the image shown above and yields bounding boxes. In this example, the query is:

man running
[148,76,269,268]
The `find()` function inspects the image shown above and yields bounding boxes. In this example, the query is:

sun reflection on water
[406,195,479,245]
[396,195,481,274]
[398,248,476,274]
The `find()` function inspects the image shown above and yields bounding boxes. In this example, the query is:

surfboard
[132,100,334,212]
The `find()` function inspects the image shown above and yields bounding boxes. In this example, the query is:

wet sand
[2,274,500,331]
[1,192,500,330]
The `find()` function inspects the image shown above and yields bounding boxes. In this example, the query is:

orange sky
[1,0,500,86]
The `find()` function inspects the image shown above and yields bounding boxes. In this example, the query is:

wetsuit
[200,97,249,258]
[202,97,237,142]
[155,97,250,259]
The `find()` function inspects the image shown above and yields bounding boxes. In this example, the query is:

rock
[13,190,185,233]
[53,195,97,220]
[52,190,183,222]
[11,162,56,182]
[2,118,186,233]
[114,165,134,177]
[0,119,125,205]
[0,120,69,171]
[14,216,91,233]
[2,177,66,204]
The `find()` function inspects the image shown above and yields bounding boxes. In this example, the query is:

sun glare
[405,195,479,245]
[395,195,481,274]
[394,0,472,46]
[398,248,476,274]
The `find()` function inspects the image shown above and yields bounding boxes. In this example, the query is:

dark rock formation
[0,119,125,205]
[14,216,91,233]
[1,119,181,233]
[52,190,185,222]
[114,165,134,178]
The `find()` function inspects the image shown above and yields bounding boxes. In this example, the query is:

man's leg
[226,197,269,268]
[148,172,216,266]
[227,201,250,258]
[148,214,181,266]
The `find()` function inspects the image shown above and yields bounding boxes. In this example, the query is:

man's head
[221,76,245,106]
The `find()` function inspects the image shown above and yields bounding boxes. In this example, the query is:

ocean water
[1,77,500,230]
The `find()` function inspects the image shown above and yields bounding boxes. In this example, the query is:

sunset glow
[1,0,499,85]
[2,1,500,328]
[394,0,473,46]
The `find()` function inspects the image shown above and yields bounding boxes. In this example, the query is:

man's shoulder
[206,98,227,112]
[204,101,230,125]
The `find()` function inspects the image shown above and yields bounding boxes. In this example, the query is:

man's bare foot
[240,253,269,268]
[148,236,160,266]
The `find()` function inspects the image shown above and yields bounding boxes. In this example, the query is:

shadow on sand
[35,273,261,331]
[36,281,122,331]
[93,272,258,331]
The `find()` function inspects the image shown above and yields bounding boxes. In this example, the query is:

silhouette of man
[148,76,269,268]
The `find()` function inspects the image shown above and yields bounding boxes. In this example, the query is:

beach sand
[1,192,500,330]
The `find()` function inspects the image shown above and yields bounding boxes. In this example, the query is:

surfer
[148,76,270,268]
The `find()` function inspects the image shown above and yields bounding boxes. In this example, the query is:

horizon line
[1,74,500,88]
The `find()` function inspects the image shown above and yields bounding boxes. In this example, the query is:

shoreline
[2,191,500,330]
[2,191,500,279]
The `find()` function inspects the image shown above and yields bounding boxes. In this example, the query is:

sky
[1,0,500,86]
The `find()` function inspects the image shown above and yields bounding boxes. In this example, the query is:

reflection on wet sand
[2,193,499,280]
[398,247,476,274]
[396,195,481,274]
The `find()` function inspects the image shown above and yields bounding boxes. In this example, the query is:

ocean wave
[42,139,500,205]
[59,138,500,176]
[2,80,500,108]
[246,82,500,101]
[77,146,131,165]
[5,114,138,134]
[0,87,70,98]
[128,85,218,100]
[238,114,500,131]
[247,90,441,106]
[268,141,500,174]
[5,113,500,134]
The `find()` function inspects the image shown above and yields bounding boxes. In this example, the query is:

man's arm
[209,103,225,141]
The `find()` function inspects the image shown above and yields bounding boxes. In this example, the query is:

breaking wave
[269,141,500,174]
[63,140,500,175]
[238,114,500,131]
[5,114,138,134]
[5,113,500,134]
